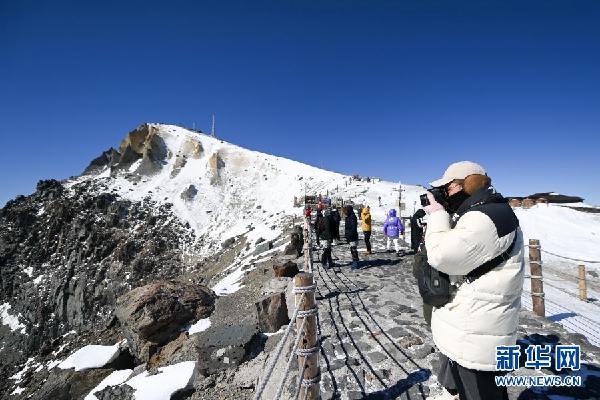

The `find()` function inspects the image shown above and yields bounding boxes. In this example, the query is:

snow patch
[188,318,211,335]
[84,369,133,400]
[58,341,123,371]
[0,302,27,334]
[125,361,196,400]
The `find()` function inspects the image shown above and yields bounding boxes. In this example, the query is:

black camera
[420,187,447,207]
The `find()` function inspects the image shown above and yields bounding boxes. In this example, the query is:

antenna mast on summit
[211,113,216,137]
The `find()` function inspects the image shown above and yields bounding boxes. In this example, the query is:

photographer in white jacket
[423,161,524,400]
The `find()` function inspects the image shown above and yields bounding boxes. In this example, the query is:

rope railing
[253,293,307,400]
[524,244,600,263]
[253,220,320,400]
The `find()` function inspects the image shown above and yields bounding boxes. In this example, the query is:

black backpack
[416,235,517,307]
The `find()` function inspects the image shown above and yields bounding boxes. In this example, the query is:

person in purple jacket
[383,209,404,256]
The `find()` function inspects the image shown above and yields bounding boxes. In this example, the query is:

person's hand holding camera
[423,192,444,215]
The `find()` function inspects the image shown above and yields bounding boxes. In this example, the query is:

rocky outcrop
[31,368,113,400]
[171,138,203,178]
[115,281,215,362]
[208,152,225,184]
[0,178,199,395]
[82,124,168,175]
[181,184,198,201]
[273,260,299,278]
[283,226,303,256]
[194,323,262,376]
[83,148,121,175]
[255,293,290,333]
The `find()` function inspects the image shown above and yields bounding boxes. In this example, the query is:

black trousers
[363,231,372,252]
[449,359,508,400]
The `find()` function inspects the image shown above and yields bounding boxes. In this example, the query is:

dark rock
[31,368,113,400]
[254,240,273,254]
[115,281,216,361]
[148,333,197,371]
[273,261,299,278]
[194,323,263,376]
[83,148,121,175]
[261,277,291,296]
[222,237,236,249]
[255,293,290,333]
[180,185,198,201]
[95,384,136,400]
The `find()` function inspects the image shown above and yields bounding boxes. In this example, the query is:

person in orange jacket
[361,206,372,254]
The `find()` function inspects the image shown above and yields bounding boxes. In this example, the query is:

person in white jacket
[423,161,524,400]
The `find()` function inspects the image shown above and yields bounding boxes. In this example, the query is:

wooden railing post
[303,217,313,273]
[529,239,545,317]
[578,265,588,301]
[294,273,320,400]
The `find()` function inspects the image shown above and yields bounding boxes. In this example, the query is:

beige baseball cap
[429,161,487,187]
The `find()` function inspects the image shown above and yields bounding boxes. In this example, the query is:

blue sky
[1,0,599,206]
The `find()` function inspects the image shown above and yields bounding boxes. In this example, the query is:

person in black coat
[330,207,341,244]
[314,208,323,246]
[410,208,427,253]
[317,209,335,268]
[344,205,360,269]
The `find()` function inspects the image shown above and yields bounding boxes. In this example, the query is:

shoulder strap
[465,232,517,282]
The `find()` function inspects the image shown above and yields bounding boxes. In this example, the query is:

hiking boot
[351,261,359,270]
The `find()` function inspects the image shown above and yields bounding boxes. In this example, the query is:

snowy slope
[71,124,424,258]
[515,204,600,271]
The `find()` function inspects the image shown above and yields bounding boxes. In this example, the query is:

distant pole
[529,239,545,317]
[578,265,588,301]
[211,113,216,137]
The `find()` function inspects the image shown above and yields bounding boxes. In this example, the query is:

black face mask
[445,190,470,213]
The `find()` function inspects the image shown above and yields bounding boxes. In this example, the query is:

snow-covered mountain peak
[74,123,424,257]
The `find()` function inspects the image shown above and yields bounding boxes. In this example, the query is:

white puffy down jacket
[425,208,524,371]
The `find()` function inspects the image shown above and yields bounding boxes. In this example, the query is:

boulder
[283,229,304,257]
[31,368,113,400]
[261,277,292,296]
[255,293,290,333]
[180,185,198,201]
[273,261,299,278]
[115,281,216,362]
[254,240,273,254]
[95,384,136,400]
[194,323,263,376]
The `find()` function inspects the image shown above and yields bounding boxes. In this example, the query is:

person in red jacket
[304,206,312,218]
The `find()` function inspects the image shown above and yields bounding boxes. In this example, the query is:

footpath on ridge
[262,221,600,400]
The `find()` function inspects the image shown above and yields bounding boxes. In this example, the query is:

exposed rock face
[81,124,168,175]
[171,139,203,178]
[181,184,198,201]
[255,293,290,333]
[194,323,263,376]
[208,152,225,184]
[83,148,121,175]
[95,384,135,400]
[181,138,203,159]
[273,261,299,278]
[31,368,113,400]
[0,178,199,394]
[283,227,304,256]
[115,281,216,362]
